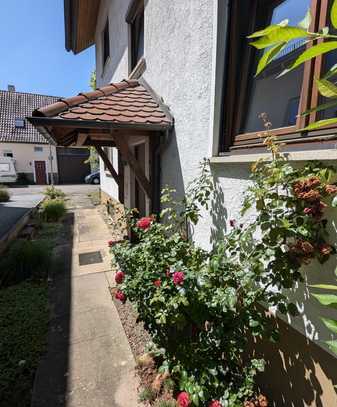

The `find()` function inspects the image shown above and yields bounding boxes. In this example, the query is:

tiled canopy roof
[33,79,172,128]
[0,90,59,144]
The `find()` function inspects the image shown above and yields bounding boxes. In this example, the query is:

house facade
[0,87,91,184]
[0,87,59,184]
[30,0,337,405]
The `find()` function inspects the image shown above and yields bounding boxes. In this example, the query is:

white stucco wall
[0,142,58,182]
[93,0,337,358]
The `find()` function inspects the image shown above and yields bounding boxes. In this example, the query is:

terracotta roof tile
[32,79,173,128]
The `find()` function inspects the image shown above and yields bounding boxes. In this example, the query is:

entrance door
[34,161,47,184]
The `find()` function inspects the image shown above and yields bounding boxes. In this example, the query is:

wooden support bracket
[113,134,152,200]
[93,144,120,186]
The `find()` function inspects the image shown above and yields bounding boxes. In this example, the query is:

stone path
[32,195,139,406]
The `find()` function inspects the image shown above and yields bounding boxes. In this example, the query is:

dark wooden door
[34,161,47,184]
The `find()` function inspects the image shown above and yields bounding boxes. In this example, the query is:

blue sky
[0,0,95,97]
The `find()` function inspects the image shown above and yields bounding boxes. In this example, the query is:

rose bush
[111,148,337,405]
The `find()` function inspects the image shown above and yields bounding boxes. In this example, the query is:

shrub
[112,147,337,405]
[0,239,51,286]
[40,199,66,222]
[44,186,65,200]
[138,386,156,402]
[0,186,10,202]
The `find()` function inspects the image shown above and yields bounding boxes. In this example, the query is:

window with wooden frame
[221,0,335,153]
[102,19,110,68]
[126,0,144,73]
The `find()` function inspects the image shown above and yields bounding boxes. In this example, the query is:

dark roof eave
[27,116,172,132]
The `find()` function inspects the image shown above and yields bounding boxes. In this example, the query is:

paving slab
[32,199,139,406]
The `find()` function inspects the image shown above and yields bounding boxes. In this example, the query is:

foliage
[0,280,48,407]
[310,270,337,355]
[40,198,66,222]
[111,142,337,405]
[0,239,51,287]
[139,386,157,402]
[90,70,96,90]
[249,0,337,130]
[0,185,10,202]
[85,146,99,171]
[44,186,65,200]
[155,400,177,407]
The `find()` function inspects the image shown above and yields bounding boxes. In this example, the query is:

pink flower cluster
[115,290,126,303]
[176,392,222,407]
[173,271,185,286]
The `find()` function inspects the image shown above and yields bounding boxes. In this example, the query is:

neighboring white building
[30,1,337,404]
[0,87,59,184]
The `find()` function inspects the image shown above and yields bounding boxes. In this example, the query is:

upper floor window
[34,146,43,152]
[3,150,13,158]
[126,0,144,73]
[221,0,335,153]
[102,19,110,67]
[15,118,25,128]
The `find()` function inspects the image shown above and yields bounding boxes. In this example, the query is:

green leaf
[324,63,337,79]
[326,340,337,355]
[298,9,312,30]
[301,99,337,117]
[309,284,337,291]
[331,0,337,30]
[250,27,308,49]
[316,78,337,98]
[255,42,286,76]
[248,20,288,39]
[301,117,337,131]
[321,317,337,334]
[312,293,337,306]
[279,41,337,76]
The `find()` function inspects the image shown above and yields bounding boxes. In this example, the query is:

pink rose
[154,279,161,287]
[209,401,222,407]
[173,271,185,286]
[177,392,190,407]
[115,290,126,303]
[115,271,125,284]
[136,217,152,230]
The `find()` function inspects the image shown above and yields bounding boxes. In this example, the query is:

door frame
[33,160,48,184]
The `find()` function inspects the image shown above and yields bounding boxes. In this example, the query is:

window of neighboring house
[0,163,10,172]
[15,118,25,128]
[3,151,13,158]
[102,19,110,68]
[221,0,334,153]
[34,146,43,152]
[126,0,144,73]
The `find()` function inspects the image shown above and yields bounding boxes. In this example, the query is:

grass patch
[0,280,49,407]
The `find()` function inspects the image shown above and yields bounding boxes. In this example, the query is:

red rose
[319,243,333,256]
[108,240,114,247]
[154,279,161,287]
[177,392,190,407]
[209,401,222,407]
[136,217,152,230]
[115,290,126,303]
[115,271,125,284]
[229,219,236,227]
[173,271,185,286]
[166,267,171,277]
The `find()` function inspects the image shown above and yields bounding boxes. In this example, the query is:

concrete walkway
[32,197,139,406]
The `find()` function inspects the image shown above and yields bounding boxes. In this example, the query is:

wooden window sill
[129,57,146,79]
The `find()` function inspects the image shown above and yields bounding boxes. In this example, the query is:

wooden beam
[93,144,120,186]
[77,133,88,146]
[113,134,152,200]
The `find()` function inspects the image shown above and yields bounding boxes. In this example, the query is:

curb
[0,197,44,254]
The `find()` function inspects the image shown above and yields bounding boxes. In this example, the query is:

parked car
[0,157,17,183]
[85,171,100,184]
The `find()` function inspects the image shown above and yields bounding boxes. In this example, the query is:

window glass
[34,146,43,152]
[15,118,25,128]
[102,20,110,66]
[241,0,311,134]
[131,8,144,70]
[3,151,13,158]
